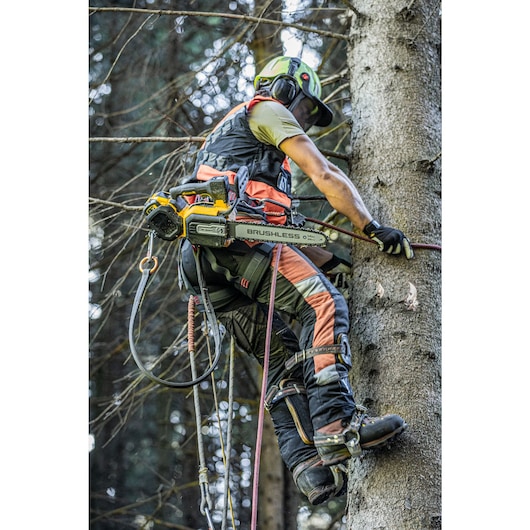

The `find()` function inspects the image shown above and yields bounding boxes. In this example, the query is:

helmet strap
[287,57,301,76]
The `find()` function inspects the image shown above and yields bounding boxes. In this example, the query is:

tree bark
[257,413,296,529]
[345,1,441,529]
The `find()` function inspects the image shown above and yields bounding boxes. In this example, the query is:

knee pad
[292,455,347,505]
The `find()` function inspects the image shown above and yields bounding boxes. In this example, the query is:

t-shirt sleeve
[248,100,305,148]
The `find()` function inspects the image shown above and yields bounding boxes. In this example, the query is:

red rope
[251,243,283,530]
[305,217,442,252]
[187,296,196,351]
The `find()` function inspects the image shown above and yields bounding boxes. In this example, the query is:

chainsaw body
[143,170,328,247]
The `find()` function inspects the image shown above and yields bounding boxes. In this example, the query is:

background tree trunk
[257,413,297,529]
[345,1,441,529]
[249,0,283,71]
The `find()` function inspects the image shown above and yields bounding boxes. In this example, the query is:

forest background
[1,1,529,529]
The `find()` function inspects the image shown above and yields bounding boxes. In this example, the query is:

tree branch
[89,137,351,162]
[339,0,364,19]
[89,196,143,212]
[88,6,349,41]
[89,136,205,144]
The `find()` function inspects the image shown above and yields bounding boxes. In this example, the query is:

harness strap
[265,379,313,445]
[285,344,344,371]
[264,381,307,411]
[202,242,274,299]
[129,232,222,388]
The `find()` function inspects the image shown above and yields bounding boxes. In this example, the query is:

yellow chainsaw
[143,168,328,247]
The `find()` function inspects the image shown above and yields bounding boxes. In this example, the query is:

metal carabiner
[138,255,159,274]
[138,231,159,273]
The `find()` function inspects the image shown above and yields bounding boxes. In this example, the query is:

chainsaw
[143,167,328,247]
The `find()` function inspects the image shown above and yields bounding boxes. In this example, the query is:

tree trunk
[257,413,297,529]
[346,2,441,529]
[250,0,283,71]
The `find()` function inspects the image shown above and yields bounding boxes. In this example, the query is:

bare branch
[88,6,349,41]
[89,136,205,144]
[89,14,156,106]
[89,196,143,212]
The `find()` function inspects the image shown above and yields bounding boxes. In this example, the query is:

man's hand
[363,220,414,259]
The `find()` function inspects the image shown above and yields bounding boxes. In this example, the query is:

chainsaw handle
[170,176,229,202]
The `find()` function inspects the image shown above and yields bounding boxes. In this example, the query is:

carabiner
[139,255,159,274]
[139,231,159,273]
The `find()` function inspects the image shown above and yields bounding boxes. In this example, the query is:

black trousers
[181,241,356,470]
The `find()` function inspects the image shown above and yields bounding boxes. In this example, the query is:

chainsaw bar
[228,221,328,247]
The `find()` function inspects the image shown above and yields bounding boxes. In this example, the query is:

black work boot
[314,406,408,465]
[292,455,347,505]
[358,412,407,449]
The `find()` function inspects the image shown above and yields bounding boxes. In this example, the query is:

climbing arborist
[178,56,413,505]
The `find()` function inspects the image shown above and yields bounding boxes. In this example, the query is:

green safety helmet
[254,56,333,127]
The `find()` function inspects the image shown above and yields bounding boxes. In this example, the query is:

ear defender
[270,76,298,104]
[269,57,302,105]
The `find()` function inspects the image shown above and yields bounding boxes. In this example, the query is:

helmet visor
[289,93,325,131]
[298,71,333,127]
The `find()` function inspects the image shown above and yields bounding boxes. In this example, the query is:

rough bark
[345,1,441,529]
[258,413,295,529]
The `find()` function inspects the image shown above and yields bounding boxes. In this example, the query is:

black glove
[363,220,414,259]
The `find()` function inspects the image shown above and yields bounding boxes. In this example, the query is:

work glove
[363,220,414,259]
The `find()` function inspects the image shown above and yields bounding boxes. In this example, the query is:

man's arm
[280,134,414,258]
[279,134,372,231]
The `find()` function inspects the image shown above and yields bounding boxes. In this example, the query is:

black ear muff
[270,57,302,105]
[270,76,298,105]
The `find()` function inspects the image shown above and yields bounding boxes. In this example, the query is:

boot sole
[360,422,408,449]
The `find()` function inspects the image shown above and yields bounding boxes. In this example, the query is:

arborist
[175,56,413,505]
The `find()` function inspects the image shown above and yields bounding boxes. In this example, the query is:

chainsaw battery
[145,204,183,241]
[185,214,228,247]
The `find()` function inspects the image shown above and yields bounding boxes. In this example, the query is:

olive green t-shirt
[248,100,305,148]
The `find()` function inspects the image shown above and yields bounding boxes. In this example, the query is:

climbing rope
[250,243,283,530]
[203,315,237,530]
[184,282,239,530]
[188,296,215,529]
[306,217,442,252]
[221,336,237,530]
